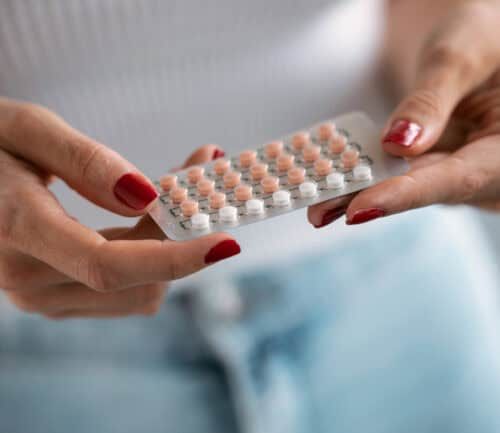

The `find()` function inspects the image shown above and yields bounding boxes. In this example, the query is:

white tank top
[0,0,387,279]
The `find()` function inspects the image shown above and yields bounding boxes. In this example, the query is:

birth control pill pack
[150,112,408,241]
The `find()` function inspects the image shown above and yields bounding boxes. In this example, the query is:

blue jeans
[1,208,500,433]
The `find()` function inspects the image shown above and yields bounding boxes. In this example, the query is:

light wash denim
[1,208,500,433]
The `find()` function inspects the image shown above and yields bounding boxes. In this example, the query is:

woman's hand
[309,1,500,227]
[0,98,240,319]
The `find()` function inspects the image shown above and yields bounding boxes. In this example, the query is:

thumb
[0,99,158,216]
[382,2,500,157]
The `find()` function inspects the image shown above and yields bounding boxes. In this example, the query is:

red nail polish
[347,208,386,225]
[114,173,158,210]
[383,120,422,147]
[314,207,347,228]
[205,239,241,264]
[213,149,226,160]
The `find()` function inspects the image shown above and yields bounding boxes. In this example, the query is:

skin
[308,0,500,226]
[0,99,238,319]
[3,0,500,318]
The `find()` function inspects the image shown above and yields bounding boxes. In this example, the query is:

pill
[261,176,280,194]
[214,158,231,176]
[314,158,333,177]
[159,174,177,192]
[329,134,347,154]
[250,163,268,181]
[209,192,227,209]
[291,131,311,151]
[219,206,238,223]
[276,153,295,172]
[299,181,318,198]
[170,186,188,204]
[223,171,242,189]
[187,166,205,184]
[234,184,253,202]
[273,190,291,207]
[326,172,345,189]
[303,144,321,163]
[265,141,284,159]
[246,199,265,215]
[191,213,210,230]
[353,165,372,181]
[342,148,360,169]
[287,167,306,185]
[197,178,215,197]
[239,150,257,168]
[180,199,199,217]
[317,122,336,141]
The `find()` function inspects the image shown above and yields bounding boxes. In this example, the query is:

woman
[1,1,500,432]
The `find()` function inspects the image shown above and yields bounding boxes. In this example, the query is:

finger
[182,144,225,168]
[344,137,500,224]
[382,2,500,157]
[2,184,240,291]
[307,194,355,228]
[0,98,157,215]
[6,282,167,318]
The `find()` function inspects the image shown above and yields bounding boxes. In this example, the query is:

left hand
[309,1,500,228]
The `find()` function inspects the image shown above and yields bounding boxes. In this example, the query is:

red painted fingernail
[114,173,158,210]
[347,208,386,225]
[383,120,422,147]
[205,239,241,264]
[213,148,226,160]
[314,207,347,228]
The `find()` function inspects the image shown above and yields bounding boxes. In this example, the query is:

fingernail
[205,239,241,264]
[383,120,422,147]
[314,207,347,228]
[114,173,158,210]
[213,148,226,160]
[347,208,386,225]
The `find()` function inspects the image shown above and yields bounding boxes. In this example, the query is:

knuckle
[404,89,443,119]
[70,140,106,183]
[8,103,45,135]
[0,259,31,291]
[448,156,487,202]
[79,245,122,292]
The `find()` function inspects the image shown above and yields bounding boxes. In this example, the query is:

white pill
[299,181,318,198]
[191,213,210,230]
[326,172,345,189]
[219,206,238,223]
[273,190,291,207]
[353,165,372,181]
[246,199,265,215]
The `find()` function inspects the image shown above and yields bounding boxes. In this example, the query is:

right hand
[0,98,240,319]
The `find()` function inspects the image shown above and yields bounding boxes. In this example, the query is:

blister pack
[150,112,408,240]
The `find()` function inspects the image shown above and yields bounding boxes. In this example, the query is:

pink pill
[239,150,257,168]
[170,187,188,204]
[261,176,280,194]
[265,141,284,159]
[234,184,253,202]
[187,166,205,184]
[287,167,306,185]
[314,158,333,177]
[223,171,242,189]
[317,122,336,141]
[303,144,321,163]
[214,158,231,176]
[342,148,360,169]
[276,153,295,172]
[180,199,199,217]
[250,163,268,181]
[159,174,177,192]
[291,131,311,151]
[197,178,215,197]
[209,192,226,209]
[329,134,347,154]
